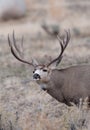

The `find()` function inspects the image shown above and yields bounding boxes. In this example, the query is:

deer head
[8,30,70,88]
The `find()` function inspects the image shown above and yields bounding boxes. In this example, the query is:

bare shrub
[0,0,26,20]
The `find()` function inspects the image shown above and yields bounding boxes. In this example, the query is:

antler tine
[57,34,64,56]
[12,31,21,55]
[13,31,24,57]
[47,34,63,67]
[8,32,35,67]
[47,30,70,67]
[60,30,70,54]
[64,30,70,48]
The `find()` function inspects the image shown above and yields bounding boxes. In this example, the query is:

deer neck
[45,69,65,100]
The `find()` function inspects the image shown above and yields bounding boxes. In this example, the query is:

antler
[47,30,70,67]
[8,31,35,67]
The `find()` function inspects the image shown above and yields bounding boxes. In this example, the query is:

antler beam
[8,31,35,67]
[47,30,70,67]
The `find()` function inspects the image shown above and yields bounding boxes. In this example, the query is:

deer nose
[33,73,41,79]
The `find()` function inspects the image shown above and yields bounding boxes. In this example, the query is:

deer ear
[32,59,39,66]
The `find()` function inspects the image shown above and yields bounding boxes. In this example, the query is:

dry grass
[0,98,90,130]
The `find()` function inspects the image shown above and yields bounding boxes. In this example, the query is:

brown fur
[45,65,90,106]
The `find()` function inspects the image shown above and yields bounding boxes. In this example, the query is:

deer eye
[33,70,35,73]
[43,69,47,72]
[33,71,35,73]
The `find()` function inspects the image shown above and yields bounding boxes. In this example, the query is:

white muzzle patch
[34,69,48,79]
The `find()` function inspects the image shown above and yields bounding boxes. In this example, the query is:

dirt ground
[0,0,90,130]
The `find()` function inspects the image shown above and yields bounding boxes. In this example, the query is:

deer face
[33,65,51,84]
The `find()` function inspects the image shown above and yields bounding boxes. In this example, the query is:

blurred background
[0,0,90,36]
[0,0,90,130]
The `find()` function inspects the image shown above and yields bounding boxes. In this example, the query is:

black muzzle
[33,73,41,79]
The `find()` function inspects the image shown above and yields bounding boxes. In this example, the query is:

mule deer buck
[8,30,90,106]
